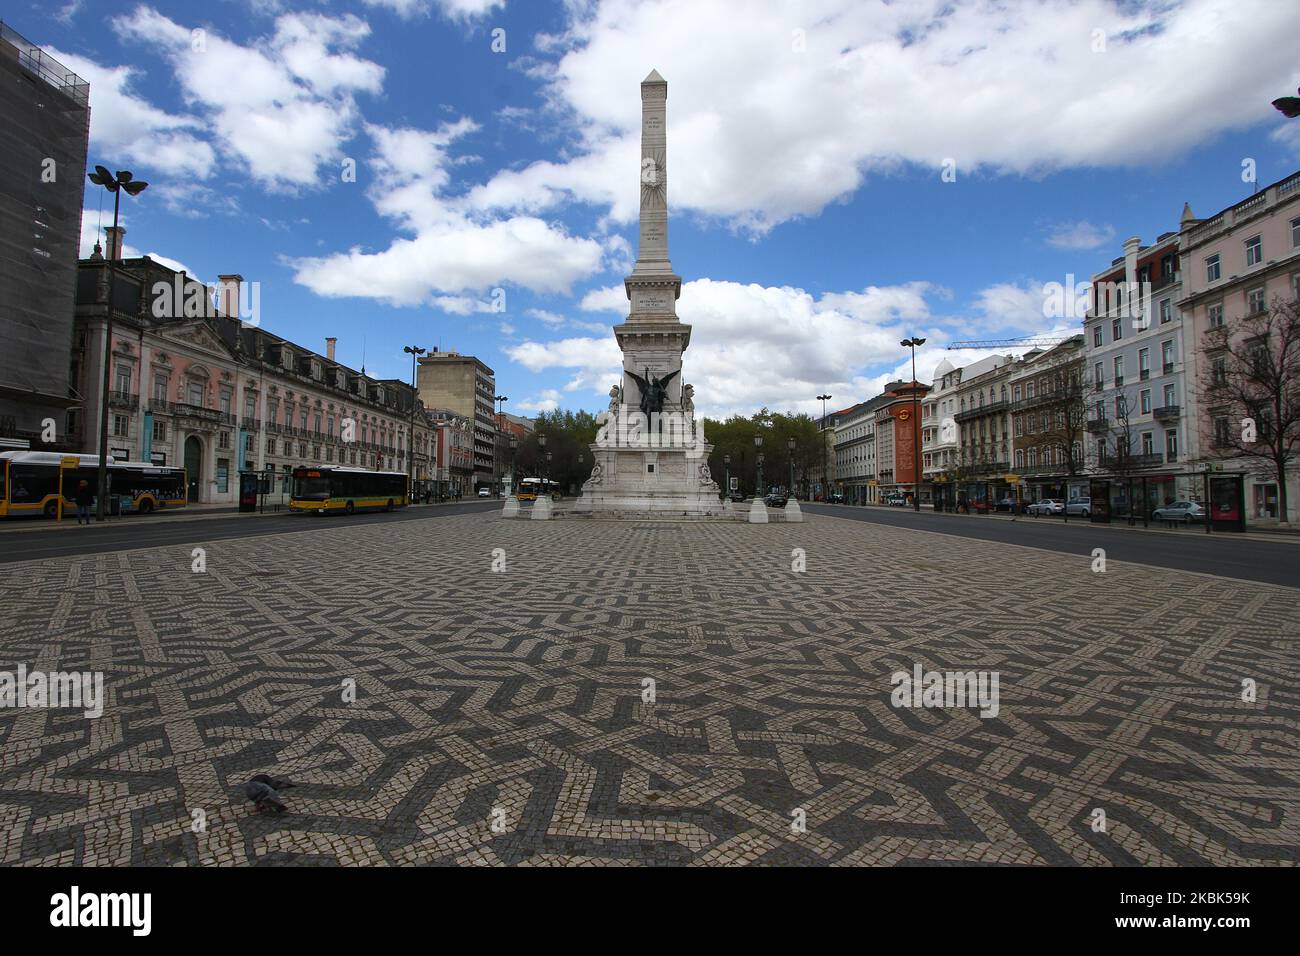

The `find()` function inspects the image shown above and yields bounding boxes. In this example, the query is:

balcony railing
[1139,369,1150,381]
[953,399,1009,423]
[171,403,235,425]
[1086,418,1109,432]
[1153,405,1181,421]
[240,417,261,431]
[1162,363,1175,375]
[108,390,137,409]
[1129,452,1165,468]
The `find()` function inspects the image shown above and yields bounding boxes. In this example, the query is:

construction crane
[945,334,1078,350]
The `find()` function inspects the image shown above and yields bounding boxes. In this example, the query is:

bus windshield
[294,476,331,500]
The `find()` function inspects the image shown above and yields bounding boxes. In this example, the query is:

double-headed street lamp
[403,345,426,500]
[87,165,148,521]
[901,336,926,512]
[816,393,832,501]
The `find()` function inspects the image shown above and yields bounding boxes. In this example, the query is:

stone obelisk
[573,69,724,517]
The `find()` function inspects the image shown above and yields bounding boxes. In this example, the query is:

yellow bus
[516,478,558,502]
[290,465,409,514]
[0,451,187,518]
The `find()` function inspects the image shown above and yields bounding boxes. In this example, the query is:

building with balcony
[0,22,89,448]
[1083,228,1201,515]
[921,358,962,507]
[71,251,430,503]
[834,398,889,504]
[1178,170,1300,525]
[952,354,1016,507]
[416,349,496,492]
[1006,336,1089,503]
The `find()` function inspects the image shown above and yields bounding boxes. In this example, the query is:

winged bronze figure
[626,366,680,416]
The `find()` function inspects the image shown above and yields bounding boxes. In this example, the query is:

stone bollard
[531,496,553,520]
[747,498,769,524]
[784,499,803,523]
[502,496,520,518]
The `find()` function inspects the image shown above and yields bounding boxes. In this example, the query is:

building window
[1245,234,1262,267]
[1140,389,1151,414]
[1248,287,1265,315]
[1093,326,1102,347]
[267,438,276,455]
[1138,348,1150,379]
[313,445,321,461]
[216,460,229,494]
[1114,395,1126,418]
[220,391,231,415]
[1292,217,1300,248]
[1111,318,1122,341]
[218,431,231,450]
[244,433,254,454]
[1113,356,1124,386]
[115,366,131,395]
[152,420,167,441]
[1141,432,1154,455]
[1094,362,1104,387]
[1163,384,1176,407]
[1165,430,1178,460]
[112,414,128,437]
[1162,341,1175,373]
[188,382,203,406]
[153,376,168,405]
[1159,299,1171,324]
[1206,254,1220,282]
[1211,355,1227,384]
[1208,303,1224,328]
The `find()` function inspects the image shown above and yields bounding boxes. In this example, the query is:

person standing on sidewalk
[74,480,94,525]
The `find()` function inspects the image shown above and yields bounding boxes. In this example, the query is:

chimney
[105,226,125,261]
[217,275,243,318]
[326,337,337,361]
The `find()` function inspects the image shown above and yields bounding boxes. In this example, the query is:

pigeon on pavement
[243,779,288,813]
[250,773,296,790]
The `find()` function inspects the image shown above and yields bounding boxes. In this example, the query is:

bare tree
[1035,356,1089,478]
[1202,296,1300,525]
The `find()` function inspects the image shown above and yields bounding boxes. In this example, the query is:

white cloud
[515,388,564,413]
[47,48,215,181]
[467,0,1299,233]
[114,7,384,191]
[362,0,504,20]
[1045,220,1116,251]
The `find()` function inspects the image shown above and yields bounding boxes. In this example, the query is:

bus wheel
[345,501,355,515]
[44,500,58,518]
[139,499,154,515]
[386,499,394,512]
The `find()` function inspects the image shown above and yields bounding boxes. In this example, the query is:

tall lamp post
[816,393,832,501]
[900,336,926,512]
[723,454,731,501]
[787,437,796,499]
[87,166,148,521]
[754,433,764,498]
[403,345,426,502]
[537,432,546,484]
[494,395,508,494]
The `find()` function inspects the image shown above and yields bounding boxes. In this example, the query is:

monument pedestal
[575,440,726,517]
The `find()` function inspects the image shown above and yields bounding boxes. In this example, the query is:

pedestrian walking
[74,479,94,525]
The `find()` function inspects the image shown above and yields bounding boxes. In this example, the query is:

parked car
[1152,500,1205,523]
[1026,498,1064,516]
[885,493,908,507]
[477,487,492,498]
[728,492,747,503]
[828,492,846,504]
[994,497,1028,514]
[763,492,788,508]
[1065,497,1092,517]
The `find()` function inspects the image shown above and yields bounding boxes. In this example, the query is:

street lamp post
[87,166,148,521]
[723,454,731,501]
[403,345,426,502]
[494,395,508,493]
[787,437,796,499]
[901,337,926,512]
[508,436,518,498]
[754,433,764,499]
[816,394,832,501]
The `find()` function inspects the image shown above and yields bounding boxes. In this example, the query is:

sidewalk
[0,498,488,534]
[807,501,1300,543]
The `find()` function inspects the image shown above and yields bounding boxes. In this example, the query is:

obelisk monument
[573,70,724,516]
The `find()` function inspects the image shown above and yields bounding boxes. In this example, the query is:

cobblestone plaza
[1,511,1296,866]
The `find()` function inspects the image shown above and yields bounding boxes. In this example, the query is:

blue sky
[32,0,1300,416]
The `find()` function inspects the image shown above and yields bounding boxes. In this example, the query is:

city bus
[516,478,559,502]
[0,451,187,517]
[289,466,409,514]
